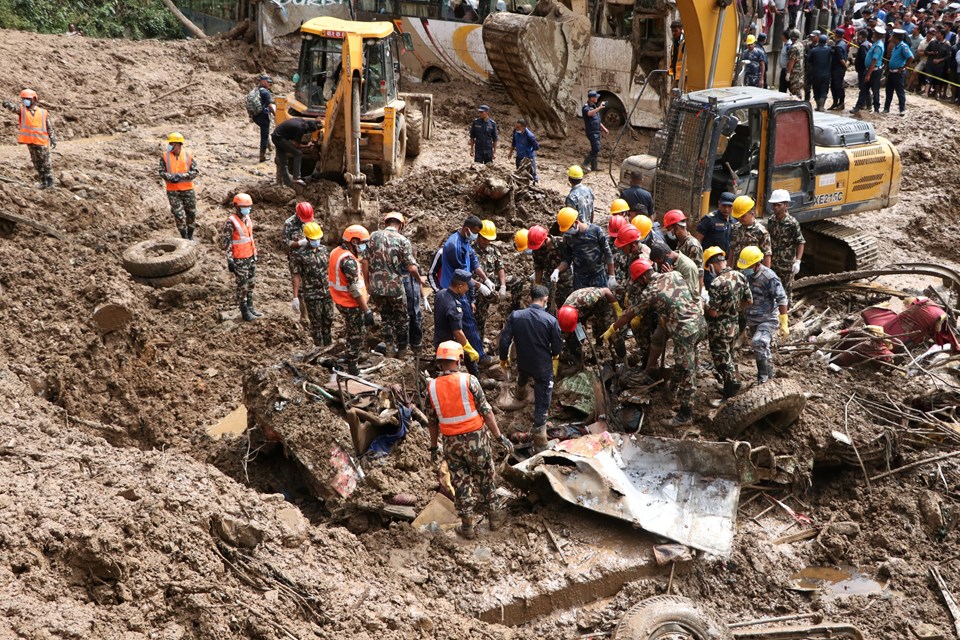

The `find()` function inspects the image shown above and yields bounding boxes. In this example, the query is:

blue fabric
[512,127,539,159]
[582,102,602,134]
[402,275,423,348]
[499,303,563,378]
[439,231,478,288]
[459,293,486,358]
[566,183,595,223]
[433,287,464,346]
[620,185,654,215]
[258,87,273,116]
[865,39,885,69]
[367,405,410,457]
[888,41,913,69]
[746,265,788,324]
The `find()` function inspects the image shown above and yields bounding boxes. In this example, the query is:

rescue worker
[669,21,686,85]
[785,28,806,98]
[632,213,666,250]
[744,34,768,87]
[158,132,198,240]
[810,33,834,111]
[499,284,564,451]
[729,196,772,270]
[368,212,426,357]
[695,192,735,257]
[272,117,319,186]
[619,170,654,216]
[854,26,885,114]
[607,203,632,299]
[766,189,805,305]
[738,246,789,383]
[290,221,334,347]
[828,27,849,110]
[222,193,260,322]
[250,74,276,163]
[329,225,375,375]
[434,270,482,376]
[426,341,513,540]
[662,209,704,290]
[2,89,55,189]
[528,225,573,315]
[803,31,819,103]
[474,220,507,339]
[565,165,595,223]
[283,202,315,322]
[649,241,699,296]
[469,105,498,164]
[851,29,872,113]
[555,207,615,291]
[703,247,753,399]
[606,258,707,426]
[510,118,539,182]
[581,90,609,173]
[884,29,914,115]
[558,287,623,366]
[440,216,497,364]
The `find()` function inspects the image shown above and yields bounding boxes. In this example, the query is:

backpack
[245,87,262,118]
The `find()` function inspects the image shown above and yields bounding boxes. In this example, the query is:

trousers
[252,113,270,155]
[884,69,906,112]
[518,370,554,428]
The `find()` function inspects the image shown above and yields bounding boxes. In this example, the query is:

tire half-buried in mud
[122,238,198,278]
[612,595,734,640]
[131,261,204,288]
[711,378,807,440]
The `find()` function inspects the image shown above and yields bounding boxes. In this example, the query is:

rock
[826,521,861,537]
[275,506,309,548]
[878,556,918,579]
[212,514,265,549]
[918,490,945,535]
[912,622,945,640]
[92,303,133,333]
[486,363,507,382]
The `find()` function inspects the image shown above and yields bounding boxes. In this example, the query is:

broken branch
[870,450,960,482]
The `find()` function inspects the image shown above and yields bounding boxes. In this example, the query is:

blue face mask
[359,242,368,253]
[467,231,478,241]
[309,239,321,248]
[523,249,533,255]
[665,231,676,241]
[22,99,32,108]
[240,207,252,215]
[166,144,174,152]
[564,225,579,237]
[742,267,755,278]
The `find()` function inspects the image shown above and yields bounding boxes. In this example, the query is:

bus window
[401,0,440,18]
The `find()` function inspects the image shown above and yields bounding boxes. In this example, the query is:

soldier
[469,105,498,164]
[473,220,507,339]
[367,212,426,358]
[766,190,805,305]
[221,193,260,322]
[694,192,735,257]
[703,247,753,399]
[631,213,665,249]
[158,132,198,240]
[606,258,707,426]
[2,89,55,189]
[565,165,595,223]
[729,196,772,270]
[290,221,334,347]
[555,207,615,291]
[743,34,767,87]
[426,341,513,540]
[738,246,789,383]
[649,241,700,296]
[329,225,375,375]
[662,209,704,290]
[581,90,609,173]
[557,287,623,366]
[528,225,573,315]
[785,28,806,98]
[607,203,632,302]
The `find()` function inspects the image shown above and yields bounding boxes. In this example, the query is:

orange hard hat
[607,215,628,238]
[384,211,406,226]
[527,225,549,251]
[435,340,464,361]
[631,215,653,240]
[233,193,253,207]
[20,89,38,101]
[343,225,371,242]
[663,209,686,228]
[614,225,640,248]
[630,257,654,281]
[295,201,314,223]
[558,305,579,333]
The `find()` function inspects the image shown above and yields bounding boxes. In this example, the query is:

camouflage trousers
[167,189,197,238]
[233,257,256,307]
[304,292,334,346]
[336,304,365,368]
[672,322,706,412]
[372,293,408,350]
[444,428,501,518]
[707,317,739,382]
[748,318,778,360]
[27,144,52,183]
[773,266,795,307]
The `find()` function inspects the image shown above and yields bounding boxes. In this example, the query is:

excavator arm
[676,0,740,92]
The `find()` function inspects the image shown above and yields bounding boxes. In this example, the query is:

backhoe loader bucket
[482,0,591,137]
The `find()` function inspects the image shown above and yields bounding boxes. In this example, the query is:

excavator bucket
[482,0,591,137]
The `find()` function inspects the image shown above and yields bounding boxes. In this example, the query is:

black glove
[498,434,515,455]
[227,258,236,273]
[1,100,12,110]
[50,140,56,150]
[363,310,375,326]
[430,446,440,464]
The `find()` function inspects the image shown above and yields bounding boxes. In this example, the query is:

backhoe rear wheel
[612,596,733,640]
[406,108,423,158]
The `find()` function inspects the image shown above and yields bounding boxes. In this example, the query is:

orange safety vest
[163,149,194,192]
[228,214,255,260]
[18,106,49,146]
[328,246,367,308]
[428,372,485,437]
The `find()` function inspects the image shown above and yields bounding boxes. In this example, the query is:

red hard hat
[295,201,315,223]
[607,215,628,238]
[663,209,686,228]
[558,305,579,333]
[630,257,654,281]
[528,225,549,251]
[614,225,640,249]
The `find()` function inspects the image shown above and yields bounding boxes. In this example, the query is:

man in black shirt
[271,117,319,187]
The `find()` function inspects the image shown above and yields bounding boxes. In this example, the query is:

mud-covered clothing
[470,117,498,163]
[511,126,539,180]
[166,191,196,238]
[620,185,654,216]
[473,242,503,337]
[221,215,258,306]
[291,245,334,346]
[707,268,752,381]
[675,234,704,279]
[729,221,772,270]
[337,304,365,368]
[696,211,733,255]
[6,102,56,184]
[787,39,806,97]
[368,228,418,298]
[561,224,613,290]
[565,183,595,224]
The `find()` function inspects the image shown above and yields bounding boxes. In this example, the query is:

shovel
[586,338,616,432]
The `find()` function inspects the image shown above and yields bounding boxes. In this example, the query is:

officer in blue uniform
[469,104,498,164]
[695,191,735,286]
[434,269,482,376]
[581,90,609,173]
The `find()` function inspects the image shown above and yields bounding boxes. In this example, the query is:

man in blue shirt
[744,35,767,87]
[581,90,609,173]
[620,170,654,216]
[510,118,540,182]
[884,29,915,114]
[809,33,834,111]
[434,269,481,376]
[853,25,886,113]
[469,105,498,164]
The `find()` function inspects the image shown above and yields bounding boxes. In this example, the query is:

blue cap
[720,192,736,205]
[587,90,600,98]
[452,269,473,284]
[477,104,490,112]
[819,34,828,43]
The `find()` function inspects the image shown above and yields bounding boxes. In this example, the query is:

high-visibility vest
[670,37,685,78]
[328,246,367,308]
[228,214,255,260]
[428,372,484,437]
[18,106,49,146]
[163,149,194,192]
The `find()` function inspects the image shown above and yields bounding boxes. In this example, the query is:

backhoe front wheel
[377,114,406,185]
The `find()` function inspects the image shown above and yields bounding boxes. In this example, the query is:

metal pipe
[728,612,823,629]
[707,2,728,89]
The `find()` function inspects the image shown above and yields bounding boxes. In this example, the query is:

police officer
[499,284,564,452]
[738,246,789,383]
[850,29,872,113]
[222,193,260,321]
[810,34,833,111]
[565,165,595,223]
[440,216,497,364]
[554,207,615,291]
[434,269,482,376]
[884,29,914,114]
[828,27,849,110]
[854,26,885,114]
[581,90,609,173]
[469,104,498,164]
[619,170,654,216]
[329,225,375,375]
[695,192,735,257]
[744,34,767,87]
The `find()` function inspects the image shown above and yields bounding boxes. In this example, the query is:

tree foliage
[0,0,183,39]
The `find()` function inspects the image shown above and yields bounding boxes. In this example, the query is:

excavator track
[794,262,960,294]
[801,219,879,275]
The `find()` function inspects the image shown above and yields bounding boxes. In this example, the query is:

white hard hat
[768,189,791,204]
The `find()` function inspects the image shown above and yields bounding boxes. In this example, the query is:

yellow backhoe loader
[276,17,433,216]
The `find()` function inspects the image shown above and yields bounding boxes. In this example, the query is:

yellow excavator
[276,17,433,216]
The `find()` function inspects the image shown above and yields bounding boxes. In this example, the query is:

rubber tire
[423,67,449,83]
[711,378,807,440]
[612,596,733,640]
[406,108,423,158]
[122,238,197,278]
[131,261,203,288]
[600,94,627,130]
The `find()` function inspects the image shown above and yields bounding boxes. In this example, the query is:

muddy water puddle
[788,566,886,598]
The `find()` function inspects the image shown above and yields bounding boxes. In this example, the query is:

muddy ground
[2,27,960,639]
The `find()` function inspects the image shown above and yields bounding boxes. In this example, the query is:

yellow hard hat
[702,246,726,269]
[737,245,764,270]
[609,199,630,215]
[567,165,584,180]
[557,207,579,233]
[479,219,497,241]
[303,221,324,240]
[435,340,464,361]
[631,214,653,240]
[514,229,529,252]
[864,325,886,337]
[732,195,756,219]
[746,34,757,45]
[167,132,185,144]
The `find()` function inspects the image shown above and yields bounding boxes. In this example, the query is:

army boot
[488,509,506,532]
[669,406,693,427]
[240,302,256,322]
[721,378,742,399]
[756,357,770,383]
[815,98,826,112]
[246,294,264,317]
[457,514,476,540]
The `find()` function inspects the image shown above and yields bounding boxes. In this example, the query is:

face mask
[309,239,321,248]
[665,231,676,241]
[166,144,174,152]
[22,99,32,108]
[523,249,533,256]
[240,207,252,215]
[742,267,755,278]
[467,231,478,241]
[359,242,368,253]
[565,225,579,237]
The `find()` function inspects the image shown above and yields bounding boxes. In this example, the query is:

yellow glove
[630,315,643,331]
[499,359,509,370]
[463,343,480,362]
[600,324,617,344]
[612,301,624,318]
[552,356,559,376]
[779,313,790,338]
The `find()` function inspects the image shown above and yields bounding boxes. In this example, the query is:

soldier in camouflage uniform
[703,247,753,398]
[473,220,507,339]
[367,212,426,357]
[158,132,199,240]
[786,28,806,99]
[559,287,622,366]
[221,193,260,322]
[528,226,573,315]
[662,209,704,290]
[765,190,805,305]
[329,225,375,375]
[290,221,334,347]
[426,341,513,539]
[729,196,772,271]
[608,258,706,426]
[3,89,56,189]
[283,202,316,323]
[607,208,632,304]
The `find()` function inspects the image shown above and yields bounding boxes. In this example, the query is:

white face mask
[23,99,32,108]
